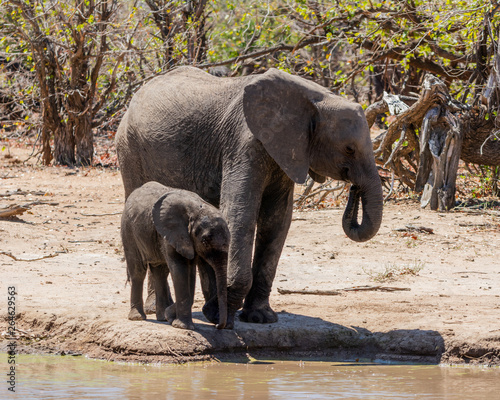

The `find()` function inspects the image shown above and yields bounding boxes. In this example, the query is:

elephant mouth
[342,185,361,232]
[308,168,326,183]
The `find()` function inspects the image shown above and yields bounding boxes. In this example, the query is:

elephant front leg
[220,200,260,329]
[240,184,294,324]
[166,250,196,330]
[197,258,219,325]
[212,165,265,328]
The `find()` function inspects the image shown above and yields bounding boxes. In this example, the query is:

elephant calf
[121,181,230,330]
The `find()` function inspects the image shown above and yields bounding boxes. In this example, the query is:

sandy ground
[1,142,499,365]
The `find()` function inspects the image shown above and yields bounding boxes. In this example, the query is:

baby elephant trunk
[215,266,228,329]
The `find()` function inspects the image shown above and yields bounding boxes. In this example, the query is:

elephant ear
[243,69,320,184]
[152,193,195,260]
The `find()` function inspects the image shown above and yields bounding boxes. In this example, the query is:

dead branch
[365,99,389,128]
[296,180,346,207]
[374,75,450,161]
[277,288,342,296]
[80,211,122,217]
[0,189,46,197]
[384,171,395,201]
[278,285,411,295]
[0,205,29,218]
[341,285,411,292]
[367,74,486,210]
[0,201,59,218]
[393,225,434,234]
[198,37,323,69]
[0,251,59,261]
[295,179,346,208]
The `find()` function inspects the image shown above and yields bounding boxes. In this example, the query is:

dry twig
[393,225,434,234]
[80,211,122,217]
[0,251,59,261]
[0,200,59,218]
[0,205,29,218]
[277,288,342,296]
[278,285,410,295]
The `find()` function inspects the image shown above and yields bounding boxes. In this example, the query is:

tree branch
[198,37,323,68]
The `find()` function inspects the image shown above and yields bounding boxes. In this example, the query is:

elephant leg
[197,258,219,325]
[240,183,294,324]
[219,173,263,329]
[165,303,176,323]
[144,267,156,315]
[126,249,147,321]
[149,263,173,321]
[167,250,196,330]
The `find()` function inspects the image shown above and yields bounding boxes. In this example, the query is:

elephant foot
[128,308,146,321]
[202,297,219,325]
[239,305,278,324]
[165,304,176,323]
[156,308,167,322]
[172,318,194,330]
[224,312,235,330]
[144,293,156,315]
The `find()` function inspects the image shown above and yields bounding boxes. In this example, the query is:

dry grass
[363,261,424,283]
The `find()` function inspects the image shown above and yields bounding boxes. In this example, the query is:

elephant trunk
[342,179,383,242]
[215,266,228,330]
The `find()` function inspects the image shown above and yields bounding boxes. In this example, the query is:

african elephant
[121,181,229,330]
[116,66,383,329]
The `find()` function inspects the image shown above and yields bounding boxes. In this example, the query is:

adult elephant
[116,66,383,329]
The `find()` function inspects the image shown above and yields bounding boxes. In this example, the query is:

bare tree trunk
[416,107,463,211]
[41,126,53,166]
[53,125,75,166]
[74,113,93,166]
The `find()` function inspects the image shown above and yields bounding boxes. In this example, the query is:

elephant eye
[345,146,355,155]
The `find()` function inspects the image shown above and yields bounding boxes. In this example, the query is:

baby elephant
[121,181,229,330]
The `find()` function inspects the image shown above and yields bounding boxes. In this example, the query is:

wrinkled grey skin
[116,66,383,329]
[121,181,229,330]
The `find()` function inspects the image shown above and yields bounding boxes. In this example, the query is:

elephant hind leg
[126,251,148,321]
[149,263,173,321]
[144,267,157,315]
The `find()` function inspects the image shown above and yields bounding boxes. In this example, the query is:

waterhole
[2,353,499,399]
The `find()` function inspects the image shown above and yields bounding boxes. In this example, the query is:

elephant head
[242,69,383,242]
[152,192,229,329]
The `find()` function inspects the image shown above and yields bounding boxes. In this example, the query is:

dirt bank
[1,143,499,365]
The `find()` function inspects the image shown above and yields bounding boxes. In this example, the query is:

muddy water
[2,354,500,399]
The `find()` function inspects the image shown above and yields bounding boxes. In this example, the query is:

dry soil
[1,142,499,365]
